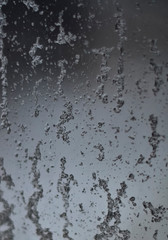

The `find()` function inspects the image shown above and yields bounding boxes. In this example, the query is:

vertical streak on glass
[0,157,15,239]
[113,0,126,113]
[0,0,11,133]
[26,141,53,240]
[57,157,78,240]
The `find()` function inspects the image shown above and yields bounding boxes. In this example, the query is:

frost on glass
[0,0,168,240]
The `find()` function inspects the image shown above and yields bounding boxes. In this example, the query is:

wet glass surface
[0,0,168,239]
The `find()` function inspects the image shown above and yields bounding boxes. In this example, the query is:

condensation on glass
[0,0,168,239]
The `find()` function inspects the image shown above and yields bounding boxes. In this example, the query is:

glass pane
[0,1,168,239]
